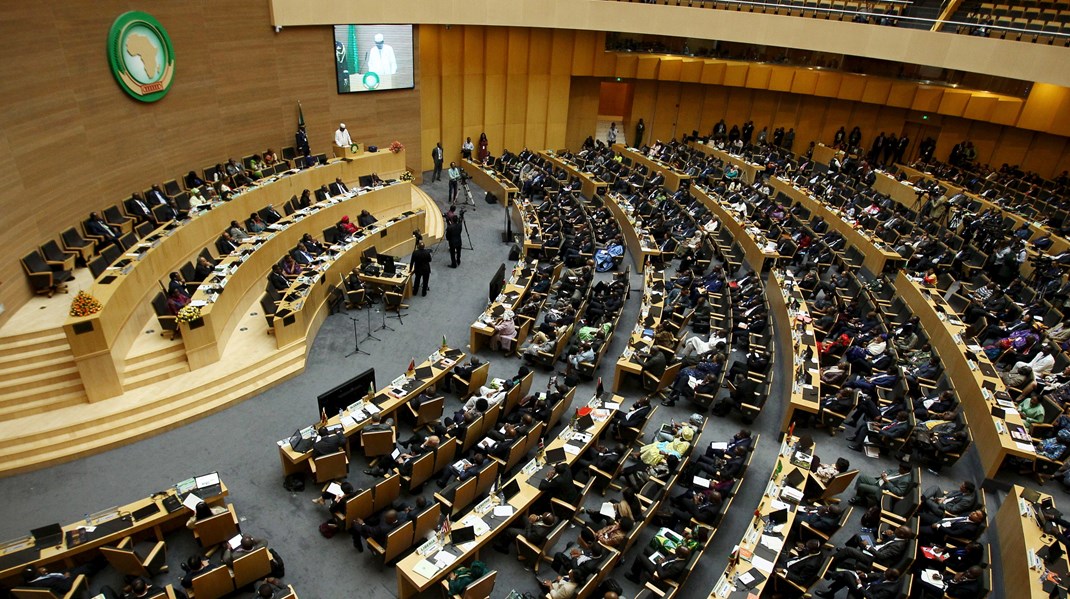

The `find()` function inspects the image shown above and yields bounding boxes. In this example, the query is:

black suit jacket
[269,272,290,292]
[861,579,900,599]
[539,469,579,504]
[654,557,687,582]
[86,219,117,239]
[411,249,432,275]
[784,553,823,584]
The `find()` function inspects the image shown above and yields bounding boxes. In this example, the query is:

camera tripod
[460,177,477,209]
[447,206,475,251]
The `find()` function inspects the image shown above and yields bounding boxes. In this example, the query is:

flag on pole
[441,335,448,351]
[347,25,359,76]
[297,101,305,128]
[366,382,375,401]
[596,377,604,398]
[440,514,451,539]
[407,358,416,377]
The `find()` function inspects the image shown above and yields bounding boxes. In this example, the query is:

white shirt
[1017,353,1055,377]
[365,44,397,75]
[335,128,352,147]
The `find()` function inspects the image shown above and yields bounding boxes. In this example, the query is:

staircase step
[124,343,186,368]
[0,331,69,358]
[123,361,191,391]
[0,391,87,420]
[0,366,81,394]
[0,377,85,408]
[0,346,306,474]
[0,352,77,380]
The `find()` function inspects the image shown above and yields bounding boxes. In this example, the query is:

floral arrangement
[399,170,414,182]
[69,291,102,317]
[176,305,202,324]
[389,140,404,154]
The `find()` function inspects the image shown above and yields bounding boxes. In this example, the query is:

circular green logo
[362,71,381,90]
[108,11,175,102]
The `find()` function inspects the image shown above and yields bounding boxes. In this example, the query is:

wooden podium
[333,143,363,159]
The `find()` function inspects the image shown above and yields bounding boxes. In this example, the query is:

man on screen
[335,123,352,148]
[364,33,397,88]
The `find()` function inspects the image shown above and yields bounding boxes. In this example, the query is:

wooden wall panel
[0,1,421,323]
[651,82,682,142]
[677,85,706,139]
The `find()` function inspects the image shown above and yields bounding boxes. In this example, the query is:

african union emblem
[108,11,175,102]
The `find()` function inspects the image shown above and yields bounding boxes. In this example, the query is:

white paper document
[182,493,203,511]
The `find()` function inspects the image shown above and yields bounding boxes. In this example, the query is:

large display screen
[333,25,414,93]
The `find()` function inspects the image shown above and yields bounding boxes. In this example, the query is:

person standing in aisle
[411,242,432,296]
[446,214,463,268]
[634,118,645,147]
[607,122,618,145]
[447,162,461,204]
[431,142,444,182]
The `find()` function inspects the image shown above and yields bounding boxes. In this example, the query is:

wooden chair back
[191,565,234,599]
[361,428,396,459]
[450,476,478,516]
[819,469,858,500]
[345,489,374,529]
[100,542,147,577]
[310,451,348,483]
[383,521,415,564]
[373,474,401,512]
[475,461,500,497]
[414,395,444,427]
[467,362,491,395]
[194,505,238,548]
[413,502,441,541]
[231,546,273,588]
[480,403,502,437]
[433,437,459,473]
[459,570,497,599]
[406,451,435,490]
[547,386,577,432]
[461,414,485,453]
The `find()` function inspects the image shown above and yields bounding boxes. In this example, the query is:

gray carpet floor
[0,173,1007,599]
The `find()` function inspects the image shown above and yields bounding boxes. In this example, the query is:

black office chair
[151,292,179,340]
[383,286,408,324]
[21,250,73,297]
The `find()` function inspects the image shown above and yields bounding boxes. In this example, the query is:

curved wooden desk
[540,151,609,199]
[0,482,228,585]
[64,151,405,401]
[692,184,781,272]
[277,346,466,475]
[602,192,658,271]
[462,158,518,203]
[771,177,902,275]
[613,144,691,191]
[613,265,667,392]
[688,141,763,185]
[272,209,423,349]
[469,259,538,354]
[768,270,822,431]
[709,436,815,599]
[181,183,412,368]
[893,272,1036,480]
[393,397,614,598]
[896,164,1070,262]
[996,485,1069,599]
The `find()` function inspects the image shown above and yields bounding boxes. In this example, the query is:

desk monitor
[545,446,567,464]
[317,368,376,417]
[501,479,522,500]
[450,526,476,546]
[31,523,63,548]
[488,263,506,303]
[362,246,378,261]
[377,254,396,276]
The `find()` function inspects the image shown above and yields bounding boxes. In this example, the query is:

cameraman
[446,212,463,268]
[448,162,462,203]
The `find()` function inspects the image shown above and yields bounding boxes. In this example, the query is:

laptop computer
[1022,488,1043,504]
[576,414,595,431]
[31,524,63,548]
[132,503,162,523]
[450,526,476,545]
[766,509,788,525]
[545,446,567,464]
[501,478,522,501]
